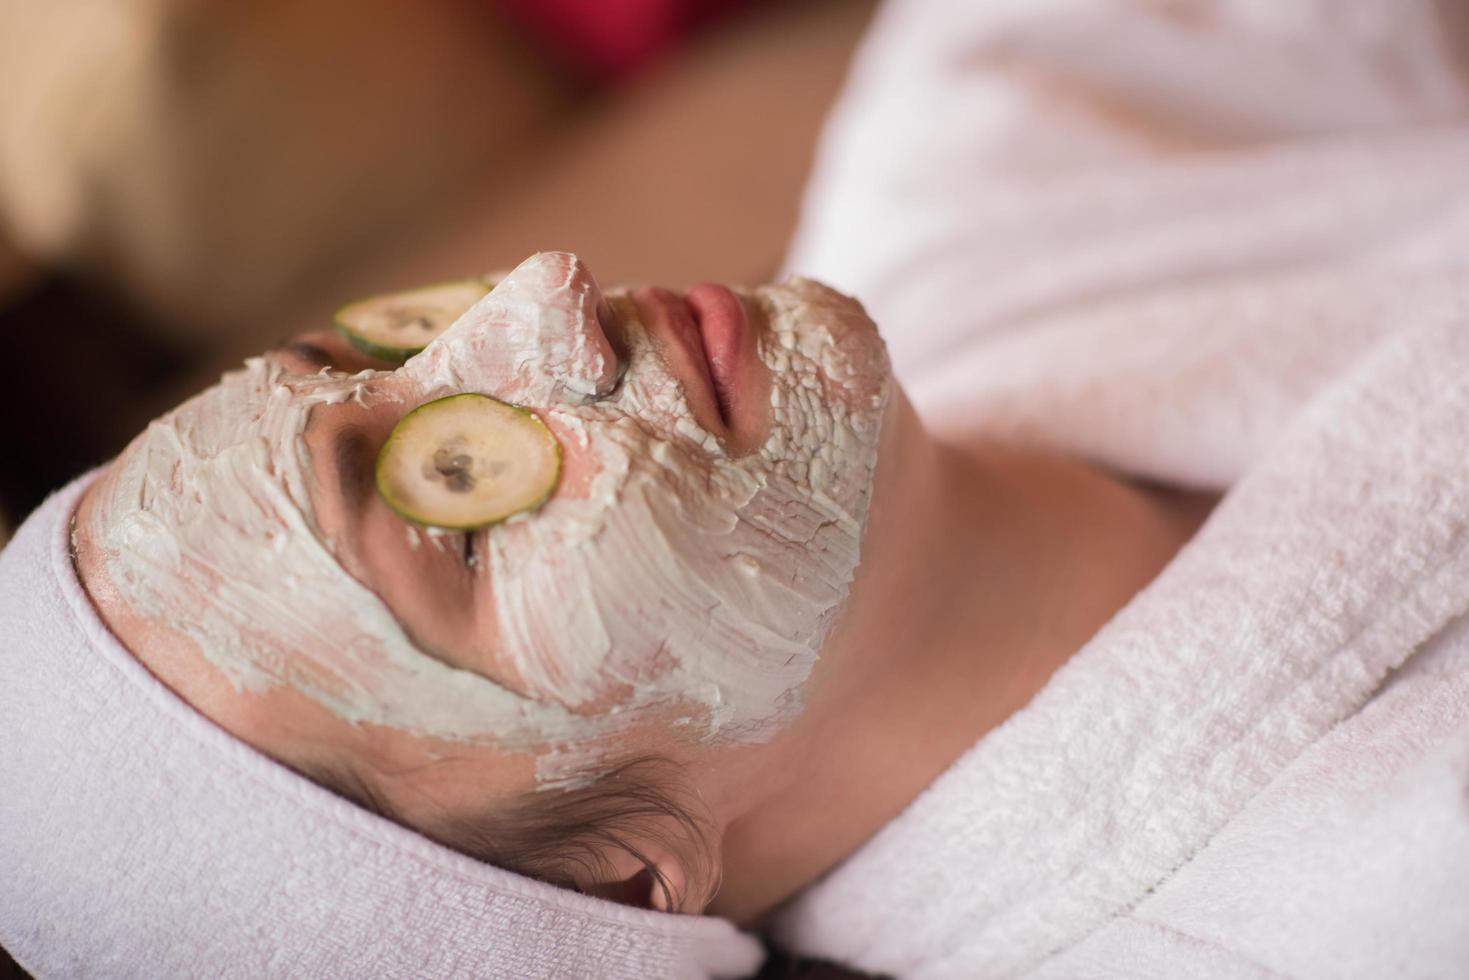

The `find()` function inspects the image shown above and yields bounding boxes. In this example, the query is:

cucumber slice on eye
[334,278,493,363]
[375,393,562,530]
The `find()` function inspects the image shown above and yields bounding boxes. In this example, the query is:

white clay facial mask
[90,252,891,783]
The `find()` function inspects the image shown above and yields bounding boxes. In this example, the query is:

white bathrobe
[769,1,1469,977]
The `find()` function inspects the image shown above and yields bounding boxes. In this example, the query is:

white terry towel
[769,0,1469,975]
[786,0,1469,400]
[772,312,1469,978]
[782,0,1469,487]
[0,475,762,980]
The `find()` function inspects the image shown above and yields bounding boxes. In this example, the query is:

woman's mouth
[685,283,748,426]
[629,284,749,433]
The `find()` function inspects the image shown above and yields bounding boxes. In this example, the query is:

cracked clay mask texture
[92,253,890,778]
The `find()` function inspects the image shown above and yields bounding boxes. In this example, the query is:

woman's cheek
[538,413,602,503]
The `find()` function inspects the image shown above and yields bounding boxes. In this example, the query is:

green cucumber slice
[375,393,561,530]
[334,278,493,363]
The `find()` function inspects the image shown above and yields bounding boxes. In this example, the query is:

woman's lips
[630,285,747,432]
[685,283,747,425]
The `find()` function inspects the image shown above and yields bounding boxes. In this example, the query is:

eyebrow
[277,340,335,367]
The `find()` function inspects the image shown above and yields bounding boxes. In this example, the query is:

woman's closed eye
[333,428,376,518]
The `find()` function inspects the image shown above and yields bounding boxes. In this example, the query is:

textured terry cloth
[0,477,763,980]
[785,0,1469,409]
[773,315,1469,978]
[770,0,1469,977]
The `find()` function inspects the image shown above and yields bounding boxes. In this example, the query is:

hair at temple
[296,754,719,914]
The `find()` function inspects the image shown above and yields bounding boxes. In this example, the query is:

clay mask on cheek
[90,252,890,785]
[89,356,595,744]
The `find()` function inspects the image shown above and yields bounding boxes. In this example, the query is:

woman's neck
[709,401,1220,923]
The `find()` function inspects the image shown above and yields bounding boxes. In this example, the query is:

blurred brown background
[0,0,876,532]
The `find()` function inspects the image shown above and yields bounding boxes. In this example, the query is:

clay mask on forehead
[91,252,890,781]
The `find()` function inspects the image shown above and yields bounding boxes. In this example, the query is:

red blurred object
[497,0,759,84]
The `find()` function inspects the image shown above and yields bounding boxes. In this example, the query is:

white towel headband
[0,474,762,980]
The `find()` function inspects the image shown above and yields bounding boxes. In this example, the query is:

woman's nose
[407,251,621,402]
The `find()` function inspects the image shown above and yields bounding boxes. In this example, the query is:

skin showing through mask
[73,252,1221,922]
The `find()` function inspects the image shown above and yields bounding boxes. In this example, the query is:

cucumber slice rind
[334,324,424,364]
[334,277,493,363]
[375,393,562,531]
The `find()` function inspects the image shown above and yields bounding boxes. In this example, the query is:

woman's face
[81,252,892,789]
